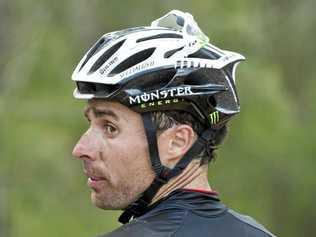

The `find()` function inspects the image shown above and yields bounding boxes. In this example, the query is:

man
[71,10,276,237]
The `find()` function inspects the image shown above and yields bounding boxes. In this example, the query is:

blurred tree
[1,0,315,236]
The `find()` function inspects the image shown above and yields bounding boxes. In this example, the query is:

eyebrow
[84,107,119,121]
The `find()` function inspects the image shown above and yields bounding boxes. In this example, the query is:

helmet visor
[74,81,119,99]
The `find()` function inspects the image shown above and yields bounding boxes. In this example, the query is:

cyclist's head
[72,10,244,162]
[71,10,244,222]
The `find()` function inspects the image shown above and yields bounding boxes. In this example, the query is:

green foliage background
[1,0,315,236]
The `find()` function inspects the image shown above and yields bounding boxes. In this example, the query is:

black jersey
[99,189,276,237]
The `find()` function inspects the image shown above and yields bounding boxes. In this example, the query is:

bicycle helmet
[71,10,245,223]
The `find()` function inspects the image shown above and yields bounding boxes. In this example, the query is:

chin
[90,191,127,210]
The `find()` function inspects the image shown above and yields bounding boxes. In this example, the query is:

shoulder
[98,208,187,237]
[171,208,277,237]
[99,208,277,237]
[225,209,277,237]
[97,219,156,237]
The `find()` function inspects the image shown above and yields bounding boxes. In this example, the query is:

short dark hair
[150,110,228,165]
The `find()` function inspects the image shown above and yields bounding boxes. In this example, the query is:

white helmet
[72,10,244,128]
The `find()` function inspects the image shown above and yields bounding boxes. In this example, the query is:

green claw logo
[209,111,220,124]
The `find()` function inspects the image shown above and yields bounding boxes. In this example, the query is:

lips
[83,168,104,180]
[87,176,106,191]
[83,169,106,190]
[88,176,105,181]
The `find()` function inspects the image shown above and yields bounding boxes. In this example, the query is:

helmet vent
[136,33,182,43]
[188,48,220,60]
[164,46,184,58]
[79,37,106,71]
[89,39,126,73]
[109,47,156,76]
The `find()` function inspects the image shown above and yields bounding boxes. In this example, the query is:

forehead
[84,99,138,121]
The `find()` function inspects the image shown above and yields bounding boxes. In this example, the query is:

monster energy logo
[129,86,193,105]
[209,111,220,124]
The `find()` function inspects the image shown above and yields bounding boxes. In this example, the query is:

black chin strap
[118,113,214,224]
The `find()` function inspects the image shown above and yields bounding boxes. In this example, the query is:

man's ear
[158,125,196,168]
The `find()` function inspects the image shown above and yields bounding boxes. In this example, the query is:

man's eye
[104,124,117,135]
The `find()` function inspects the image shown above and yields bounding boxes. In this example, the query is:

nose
[72,130,96,161]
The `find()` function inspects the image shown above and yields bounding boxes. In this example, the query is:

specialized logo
[120,60,155,79]
[129,86,193,105]
[209,111,220,124]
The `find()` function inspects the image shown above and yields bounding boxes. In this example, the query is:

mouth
[88,176,104,181]
[87,176,106,191]
[83,169,106,190]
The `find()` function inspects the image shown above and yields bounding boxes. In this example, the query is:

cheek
[105,135,152,185]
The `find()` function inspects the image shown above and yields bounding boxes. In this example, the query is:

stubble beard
[90,156,155,210]
[91,183,134,210]
[91,179,150,210]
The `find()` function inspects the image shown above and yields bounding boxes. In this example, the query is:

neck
[151,159,211,204]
